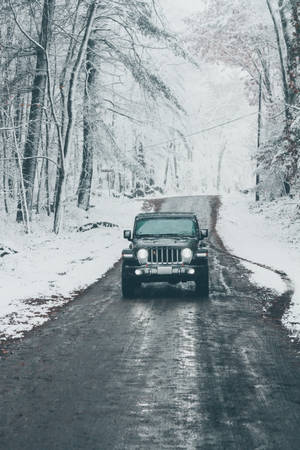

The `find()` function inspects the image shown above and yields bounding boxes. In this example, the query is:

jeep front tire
[121,262,137,298]
[195,265,209,297]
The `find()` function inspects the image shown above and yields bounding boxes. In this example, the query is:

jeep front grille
[148,247,182,264]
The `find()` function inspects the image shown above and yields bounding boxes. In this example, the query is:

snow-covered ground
[0,197,141,340]
[219,194,300,339]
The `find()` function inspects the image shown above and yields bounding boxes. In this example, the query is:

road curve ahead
[1,195,300,450]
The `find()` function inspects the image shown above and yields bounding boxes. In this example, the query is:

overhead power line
[144,111,259,149]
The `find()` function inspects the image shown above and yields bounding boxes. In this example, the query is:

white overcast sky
[160,0,201,29]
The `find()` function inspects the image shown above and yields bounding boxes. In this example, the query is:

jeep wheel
[195,266,209,297]
[121,264,137,298]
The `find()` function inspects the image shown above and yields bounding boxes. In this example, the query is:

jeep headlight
[182,248,193,264]
[137,248,148,265]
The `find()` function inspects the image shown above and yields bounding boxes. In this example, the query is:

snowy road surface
[1,196,300,449]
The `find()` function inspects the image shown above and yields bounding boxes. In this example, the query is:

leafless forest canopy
[0,0,299,233]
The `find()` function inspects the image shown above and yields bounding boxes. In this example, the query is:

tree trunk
[11,112,30,234]
[53,170,66,233]
[277,0,300,182]
[118,172,123,193]
[256,74,263,202]
[2,132,9,214]
[217,144,226,193]
[278,0,299,105]
[44,116,51,216]
[77,38,96,210]
[53,0,81,211]
[266,0,290,123]
[53,0,98,233]
[256,49,273,105]
[36,160,44,214]
[163,156,169,190]
[173,154,179,190]
[16,0,56,223]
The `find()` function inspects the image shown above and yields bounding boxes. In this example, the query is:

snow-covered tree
[185,0,300,199]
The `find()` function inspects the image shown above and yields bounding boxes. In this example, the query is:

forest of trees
[185,0,300,201]
[0,0,299,235]
[0,0,187,233]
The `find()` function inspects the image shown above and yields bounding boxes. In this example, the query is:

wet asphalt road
[1,195,300,450]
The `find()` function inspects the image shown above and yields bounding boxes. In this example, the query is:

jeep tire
[121,262,138,298]
[195,265,209,297]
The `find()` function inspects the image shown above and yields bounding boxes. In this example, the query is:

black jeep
[121,212,209,298]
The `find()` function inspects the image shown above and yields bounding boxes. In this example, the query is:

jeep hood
[133,237,198,250]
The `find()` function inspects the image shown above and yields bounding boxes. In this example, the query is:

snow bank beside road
[0,197,141,341]
[218,194,300,339]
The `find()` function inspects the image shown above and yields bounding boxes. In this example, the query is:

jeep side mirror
[123,230,132,240]
[200,229,208,239]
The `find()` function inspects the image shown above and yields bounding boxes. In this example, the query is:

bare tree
[77,37,97,210]
[10,0,56,222]
[53,0,99,233]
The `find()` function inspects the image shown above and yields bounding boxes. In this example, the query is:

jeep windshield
[134,217,198,237]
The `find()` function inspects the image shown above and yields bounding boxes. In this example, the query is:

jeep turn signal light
[196,252,208,258]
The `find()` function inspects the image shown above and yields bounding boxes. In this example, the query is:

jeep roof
[135,212,197,219]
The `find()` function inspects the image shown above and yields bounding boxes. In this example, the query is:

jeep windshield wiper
[135,233,174,238]
[158,233,195,237]
[136,233,194,238]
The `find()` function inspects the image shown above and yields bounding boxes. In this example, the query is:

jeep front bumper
[135,265,196,275]
[124,264,206,283]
